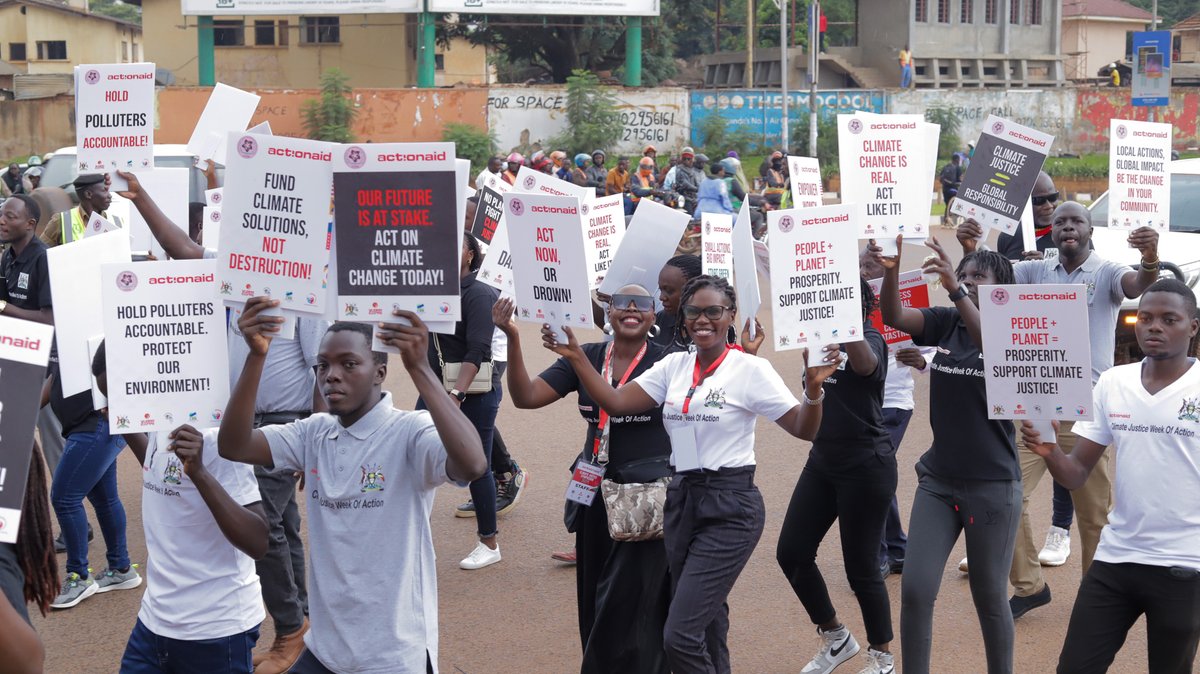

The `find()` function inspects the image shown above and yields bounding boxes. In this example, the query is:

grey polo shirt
[261,392,459,674]
[1013,253,1131,384]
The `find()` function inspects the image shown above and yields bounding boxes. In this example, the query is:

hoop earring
[602,322,614,335]
[648,324,660,338]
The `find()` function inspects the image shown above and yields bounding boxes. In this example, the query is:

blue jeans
[50,417,129,577]
[120,617,259,673]
[1051,479,1074,530]
[901,64,913,88]
[418,384,502,538]
[879,407,913,565]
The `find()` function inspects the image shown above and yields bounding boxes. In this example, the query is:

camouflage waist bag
[600,477,670,542]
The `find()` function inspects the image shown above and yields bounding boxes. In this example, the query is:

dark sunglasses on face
[682,304,732,321]
[1031,192,1060,207]
[611,294,655,312]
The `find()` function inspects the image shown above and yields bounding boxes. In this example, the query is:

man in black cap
[42,174,119,247]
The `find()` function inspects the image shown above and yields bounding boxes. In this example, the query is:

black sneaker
[495,465,528,517]
[1009,584,1051,620]
[879,557,892,581]
[54,526,95,554]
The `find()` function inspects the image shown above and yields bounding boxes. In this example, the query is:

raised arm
[116,170,205,260]
[492,298,563,409]
[874,236,926,338]
[218,297,283,467]
[543,325,657,416]
[773,347,841,440]
[1121,226,1160,299]
[1020,421,1108,490]
[923,236,983,349]
[376,310,487,483]
[171,424,269,559]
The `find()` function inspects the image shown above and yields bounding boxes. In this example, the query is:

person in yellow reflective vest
[42,174,120,247]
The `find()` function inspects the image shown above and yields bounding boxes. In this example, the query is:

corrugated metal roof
[1175,11,1200,31]
[1063,0,1153,20]
[13,73,74,100]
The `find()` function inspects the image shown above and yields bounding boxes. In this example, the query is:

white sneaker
[856,648,895,674]
[958,557,969,574]
[459,541,501,570]
[1038,525,1071,567]
[801,625,860,673]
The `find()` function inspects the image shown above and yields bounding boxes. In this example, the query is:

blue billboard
[1132,31,1171,107]
[690,89,886,149]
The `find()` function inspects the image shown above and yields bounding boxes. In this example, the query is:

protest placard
[787,156,823,209]
[334,142,460,322]
[838,114,931,252]
[203,207,222,250]
[701,213,734,280]
[866,269,930,351]
[47,229,131,395]
[127,167,189,259]
[205,188,223,208]
[186,84,261,166]
[753,239,770,279]
[980,283,1093,422]
[1107,119,1172,231]
[505,193,592,343]
[100,260,229,434]
[0,316,54,543]
[598,199,690,296]
[83,212,119,239]
[218,133,333,314]
[767,204,864,352]
[74,63,155,177]
[950,115,1053,234]
[470,172,509,245]
[478,214,515,296]
[582,194,626,290]
[514,165,594,202]
[731,201,761,337]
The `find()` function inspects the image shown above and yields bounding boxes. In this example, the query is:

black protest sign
[0,317,54,543]
[949,115,1053,233]
[471,184,505,245]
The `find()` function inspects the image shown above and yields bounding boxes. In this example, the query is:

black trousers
[777,454,897,646]
[289,649,434,673]
[662,467,764,674]
[1058,560,1200,673]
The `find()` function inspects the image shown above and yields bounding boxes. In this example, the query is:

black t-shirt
[809,327,891,471]
[652,309,683,352]
[49,360,101,438]
[913,306,1017,480]
[0,542,28,623]
[0,237,52,311]
[539,341,671,470]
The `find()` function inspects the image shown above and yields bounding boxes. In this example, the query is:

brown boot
[254,618,309,674]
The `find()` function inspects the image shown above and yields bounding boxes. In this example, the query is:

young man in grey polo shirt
[988,201,1160,619]
[219,298,486,674]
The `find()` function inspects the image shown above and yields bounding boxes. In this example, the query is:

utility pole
[780,0,789,149]
[808,1,818,157]
[197,16,214,86]
[626,17,643,86]
[417,0,436,88]
[747,0,755,87]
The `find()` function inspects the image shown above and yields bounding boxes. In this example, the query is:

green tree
[923,107,963,161]
[443,122,495,176]
[89,0,141,24]
[791,114,840,178]
[548,70,622,152]
[301,69,357,143]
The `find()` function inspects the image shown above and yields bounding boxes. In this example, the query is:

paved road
[32,233,1157,673]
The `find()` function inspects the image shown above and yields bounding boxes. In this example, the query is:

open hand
[956,219,983,253]
[869,235,903,270]
[895,347,927,370]
[740,318,765,355]
[1128,226,1159,260]
[803,345,842,386]
[921,237,959,294]
[491,297,518,336]
[1020,420,1059,458]
[541,324,583,360]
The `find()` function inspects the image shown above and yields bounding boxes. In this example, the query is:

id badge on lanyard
[565,459,605,506]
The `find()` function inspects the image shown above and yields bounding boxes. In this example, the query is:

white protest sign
[767,204,864,352]
[505,193,593,343]
[219,133,333,314]
[788,156,824,209]
[83,212,119,239]
[866,269,931,352]
[47,229,131,395]
[101,260,230,434]
[0,316,55,542]
[598,199,690,296]
[1108,119,1172,231]
[950,115,1053,233]
[128,167,189,259]
[1020,198,1037,250]
[980,284,1093,422]
[513,165,594,203]
[701,213,734,280]
[74,63,155,177]
[838,113,931,251]
[731,201,761,338]
[753,239,770,279]
[581,194,625,290]
[205,188,223,208]
[478,173,514,295]
[186,84,261,166]
[202,207,222,250]
[247,121,272,136]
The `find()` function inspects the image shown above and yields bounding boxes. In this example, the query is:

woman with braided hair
[653,254,701,351]
[0,439,57,670]
[543,274,841,674]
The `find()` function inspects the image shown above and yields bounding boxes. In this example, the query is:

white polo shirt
[633,349,799,470]
[139,429,264,640]
[261,392,457,674]
[1073,360,1200,569]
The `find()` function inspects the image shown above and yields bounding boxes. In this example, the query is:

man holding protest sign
[43,174,121,248]
[957,171,1063,261]
[1021,279,1200,673]
[218,300,486,674]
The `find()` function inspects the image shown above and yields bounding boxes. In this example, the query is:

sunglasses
[681,304,733,321]
[610,294,655,312]
[1031,192,1060,207]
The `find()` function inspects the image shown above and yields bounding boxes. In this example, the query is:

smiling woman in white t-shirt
[543,275,839,674]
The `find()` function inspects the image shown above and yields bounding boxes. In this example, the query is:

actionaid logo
[1019,291,1078,301]
[376,151,447,162]
[268,146,333,162]
[531,205,577,215]
[801,213,850,227]
[150,273,215,285]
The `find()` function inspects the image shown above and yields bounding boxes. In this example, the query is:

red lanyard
[592,341,648,461]
[682,346,738,414]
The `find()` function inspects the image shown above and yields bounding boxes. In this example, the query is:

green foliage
[1127,0,1194,28]
[923,107,963,161]
[89,0,141,24]
[696,113,760,157]
[301,69,356,143]
[547,70,623,152]
[1043,154,1110,179]
[791,114,840,179]
[442,123,495,176]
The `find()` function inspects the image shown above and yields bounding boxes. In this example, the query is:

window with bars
[1010,0,1022,24]
[985,0,998,23]
[915,0,928,22]
[937,0,950,22]
[1028,0,1042,24]
[301,16,340,44]
[213,20,245,46]
[961,0,974,23]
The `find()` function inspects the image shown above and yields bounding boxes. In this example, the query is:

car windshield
[1091,173,1200,234]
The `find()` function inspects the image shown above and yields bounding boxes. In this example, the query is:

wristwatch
[947,286,969,302]
[449,388,467,402]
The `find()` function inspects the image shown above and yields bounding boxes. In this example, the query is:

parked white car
[1089,158,1200,362]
